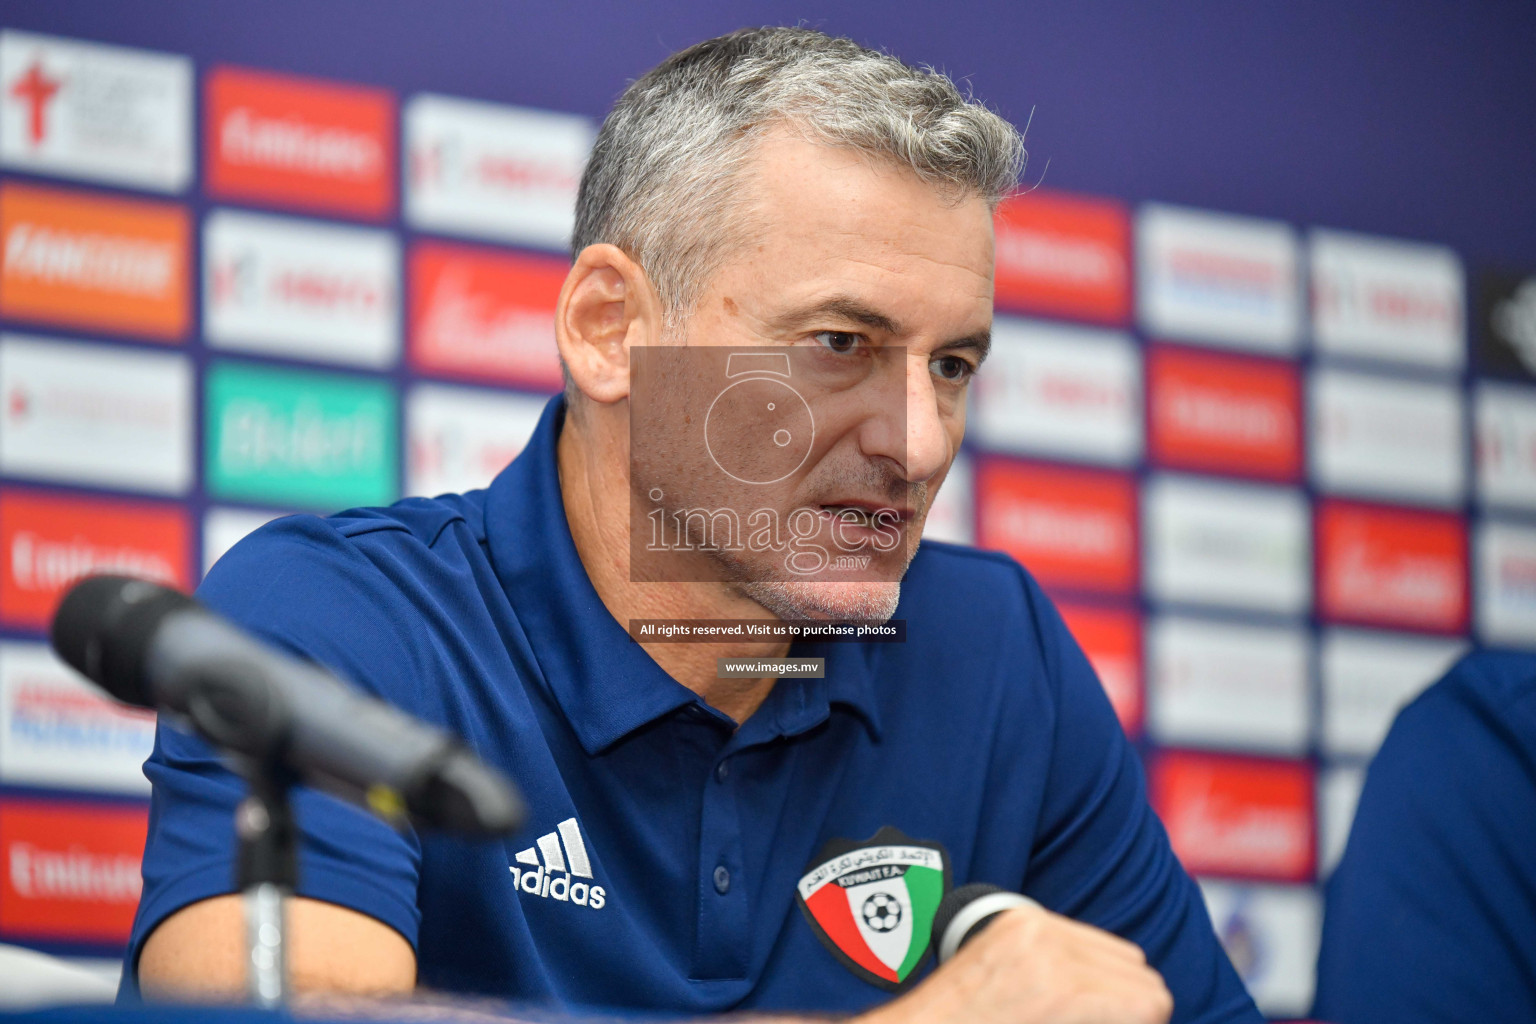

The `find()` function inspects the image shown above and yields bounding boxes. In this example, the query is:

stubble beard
[736,576,905,624]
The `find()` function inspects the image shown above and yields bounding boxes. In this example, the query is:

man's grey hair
[571,26,1026,333]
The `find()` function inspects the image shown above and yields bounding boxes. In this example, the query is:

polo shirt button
[715,760,730,783]
[712,865,731,895]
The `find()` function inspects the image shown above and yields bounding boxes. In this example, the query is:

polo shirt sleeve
[122,515,425,998]
[1312,656,1536,1024]
[1017,575,1262,1024]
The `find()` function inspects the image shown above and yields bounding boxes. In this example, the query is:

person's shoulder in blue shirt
[1314,649,1536,1023]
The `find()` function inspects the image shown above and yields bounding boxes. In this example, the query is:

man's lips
[816,501,914,524]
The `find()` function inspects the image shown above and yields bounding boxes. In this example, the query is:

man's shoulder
[902,539,1048,626]
[216,492,488,575]
[1388,647,1536,786]
[1443,648,1536,706]
[198,491,495,635]
[890,540,1078,699]
[1396,648,1536,752]
[1359,648,1536,851]
[196,491,504,708]
[313,491,489,548]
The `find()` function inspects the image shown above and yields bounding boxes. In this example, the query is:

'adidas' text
[509,816,606,910]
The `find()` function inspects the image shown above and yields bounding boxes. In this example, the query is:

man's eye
[933,355,975,382]
[813,331,862,354]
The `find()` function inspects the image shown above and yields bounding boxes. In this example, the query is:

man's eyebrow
[768,297,903,336]
[768,296,991,361]
[942,329,991,364]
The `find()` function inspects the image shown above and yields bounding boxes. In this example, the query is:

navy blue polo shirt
[1313,650,1536,1024]
[125,396,1258,1022]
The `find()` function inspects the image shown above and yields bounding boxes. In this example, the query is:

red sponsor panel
[0,797,147,944]
[976,458,1138,596]
[1056,601,1143,736]
[993,190,1130,325]
[409,240,566,391]
[0,488,192,630]
[1151,750,1315,882]
[1316,500,1468,632]
[206,66,395,219]
[1147,345,1302,481]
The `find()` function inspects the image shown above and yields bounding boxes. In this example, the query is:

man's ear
[556,243,662,404]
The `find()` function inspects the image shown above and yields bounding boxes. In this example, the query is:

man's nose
[903,358,952,485]
[858,352,952,485]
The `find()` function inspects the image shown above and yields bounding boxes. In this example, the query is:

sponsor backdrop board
[1,5,1535,1018]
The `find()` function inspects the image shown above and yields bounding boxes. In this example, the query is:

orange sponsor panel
[206,66,396,219]
[1151,750,1315,882]
[1148,344,1302,481]
[1316,499,1468,633]
[0,182,189,340]
[1056,600,1143,736]
[0,488,192,630]
[0,798,148,944]
[993,189,1131,324]
[409,240,567,391]
[976,458,1138,596]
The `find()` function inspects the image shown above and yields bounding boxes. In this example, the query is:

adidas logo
[509,817,606,910]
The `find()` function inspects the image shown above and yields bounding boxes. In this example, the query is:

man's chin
[737,579,902,624]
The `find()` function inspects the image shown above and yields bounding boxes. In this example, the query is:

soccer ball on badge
[861,892,903,932]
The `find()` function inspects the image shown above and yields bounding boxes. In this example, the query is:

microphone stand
[234,761,298,1010]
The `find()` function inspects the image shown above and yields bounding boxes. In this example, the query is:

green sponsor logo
[207,361,397,509]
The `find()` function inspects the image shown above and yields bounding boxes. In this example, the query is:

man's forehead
[741,130,988,222]
[665,130,995,354]
[724,138,992,273]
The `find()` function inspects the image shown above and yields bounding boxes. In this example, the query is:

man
[127,27,1260,1024]
[1313,649,1536,1023]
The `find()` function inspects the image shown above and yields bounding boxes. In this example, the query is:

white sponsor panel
[0,30,191,192]
[0,641,154,794]
[1200,880,1320,1019]
[407,384,545,497]
[0,333,192,494]
[1310,368,1465,507]
[1310,229,1465,370]
[1144,474,1310,614]
[971,318,1142,465]
[1476,381,1536,512]
[404,93,593,250]
[922,451,973,545]
[1137,204,1301,354]
[1476,520,1536,649]
[1320,627,1466,758]
[1147,616,1310,754]
[203,506,290,576]
[1318,765,1365,878]
[204,209,400,368]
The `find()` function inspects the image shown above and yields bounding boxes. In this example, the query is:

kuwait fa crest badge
[795,826,950,990]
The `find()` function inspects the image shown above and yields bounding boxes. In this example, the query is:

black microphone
[50,574,525,837]
[932,883,1040,963]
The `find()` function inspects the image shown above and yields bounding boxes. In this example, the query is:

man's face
[628,131,995,621]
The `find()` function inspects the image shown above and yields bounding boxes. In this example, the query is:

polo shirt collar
[782,639,884,744]
[484,396,883,754]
